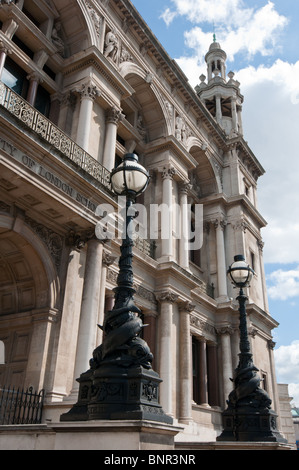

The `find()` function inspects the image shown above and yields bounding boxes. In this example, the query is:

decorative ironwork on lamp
[217,254,287,443]
[61,153,172,424]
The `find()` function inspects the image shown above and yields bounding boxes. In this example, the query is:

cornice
[62,46,135,99]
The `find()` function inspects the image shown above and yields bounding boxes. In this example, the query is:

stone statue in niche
[104,30,118,62]
[51,22,65,56]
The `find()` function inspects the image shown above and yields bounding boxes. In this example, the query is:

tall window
[2,57,28,98]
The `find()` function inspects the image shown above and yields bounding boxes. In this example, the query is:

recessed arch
[0,214,60,313]
[119,62,170,141]
[187,139,221,197]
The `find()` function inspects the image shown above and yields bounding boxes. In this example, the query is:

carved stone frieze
[25,217,64,269]
[106,267,157,304]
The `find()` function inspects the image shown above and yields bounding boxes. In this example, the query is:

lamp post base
[61,365,173,425]
[217,406,287,443]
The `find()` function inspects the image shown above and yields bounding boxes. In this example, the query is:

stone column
[268,340,279,410]
[73,239,104,386]
[178,301,194,423]
[26,72,43,106]
[102,107,124,171]
[258,238,269,312]
[0,41,11,78]
[156,290,178,416]
[50,247,83,401]
[198,338,209,406]
[237,105,243,135]
[161,166,176,260]
[25,309,59,391]
[142,312,158,370]
[215,94,222,125]
[207,342,220,407]
[76,82,100,151]
[217,327,234,406]
[231,97,238,133]
[179,180,191,270]
[214,217,228,300]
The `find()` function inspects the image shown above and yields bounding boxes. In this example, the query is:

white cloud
[162,1,288,65]
[267,267,299,300]
[165,0,251,26]
[238,60,299,264]
[159,8,177,27]
[274,341,299,406]
[164,1,298,266]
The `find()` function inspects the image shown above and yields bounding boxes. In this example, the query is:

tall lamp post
[62,153,172,424]
[217,255,287,442]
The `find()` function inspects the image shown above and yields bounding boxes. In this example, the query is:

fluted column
[73,239,104,385]
[76,81,100,151]
[214,217,228,300]
[161,166,176,260]
[179,180,192,270]
[156,290,178,416]
[26,72,43,106]
[102,107,124,171]
[217,327,234,406]
[178,301,194,423]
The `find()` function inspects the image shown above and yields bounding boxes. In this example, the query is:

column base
[217,406,287,443]
[60,365,173,425]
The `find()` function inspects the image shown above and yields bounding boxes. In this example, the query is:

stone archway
[0,222,59,389]
[120,64,168,144]
[187,139,222,197]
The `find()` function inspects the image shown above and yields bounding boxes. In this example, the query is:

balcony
[0,81,111,192]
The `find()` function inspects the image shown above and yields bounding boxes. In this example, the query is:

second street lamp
[217,255,287,442]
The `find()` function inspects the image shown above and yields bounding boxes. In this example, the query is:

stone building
[0,0,292,446]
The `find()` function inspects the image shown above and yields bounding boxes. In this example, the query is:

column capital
[216,326,235,336]
[106,106,125,124]
[257,238,264,252]
[78,81,100,101]
[231,217,248,233]
[102,250,117,267]
[155,290,178,304]
[0,39,12,55]
[179,180,192,195]
[212,216,227,231]
[162,165,176,181]
[178,300,195,312]
[267,339,276,350]
[26,71,43,84]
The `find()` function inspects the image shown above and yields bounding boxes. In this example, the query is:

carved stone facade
[0,0,292,447]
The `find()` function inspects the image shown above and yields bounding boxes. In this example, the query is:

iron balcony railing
[0,385,44,425]
[0,81,111,192]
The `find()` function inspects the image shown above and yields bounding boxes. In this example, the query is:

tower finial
[213,32,217,43]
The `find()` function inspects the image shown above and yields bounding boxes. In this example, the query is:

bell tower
[196,37,244,137]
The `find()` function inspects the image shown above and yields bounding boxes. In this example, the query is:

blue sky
[131,0,299,405]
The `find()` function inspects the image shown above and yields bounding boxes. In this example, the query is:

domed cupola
[196,37,244,138]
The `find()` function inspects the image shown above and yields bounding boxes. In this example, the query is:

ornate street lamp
[217,255,287,442]
[62,154,172,424]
